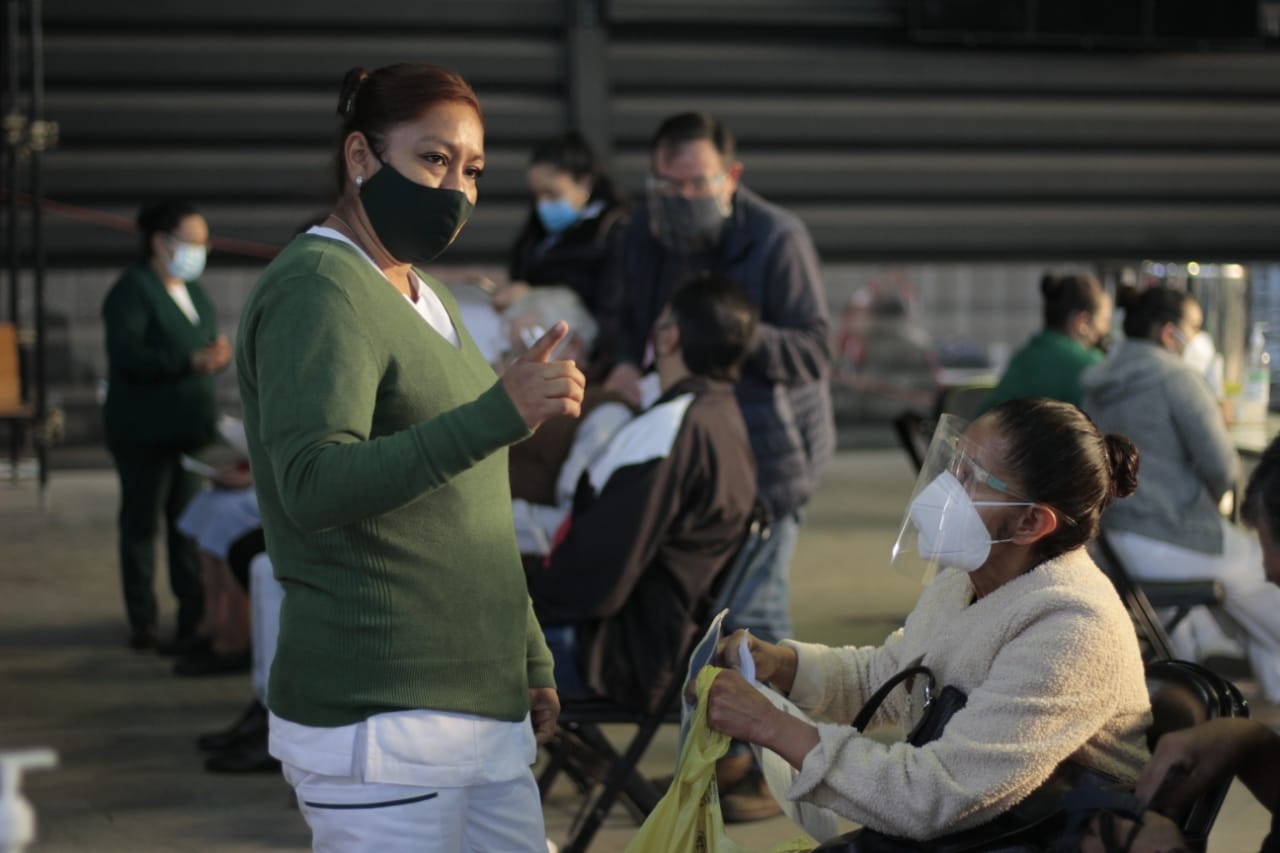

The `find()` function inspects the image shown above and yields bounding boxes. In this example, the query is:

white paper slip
[737,629,757,684]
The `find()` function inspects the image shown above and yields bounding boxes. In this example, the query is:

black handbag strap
[851,665,936,733]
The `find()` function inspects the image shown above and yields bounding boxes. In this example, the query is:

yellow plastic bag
[624,665,814,853]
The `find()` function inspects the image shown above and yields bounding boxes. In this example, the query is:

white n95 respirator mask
[891,415,1035,583]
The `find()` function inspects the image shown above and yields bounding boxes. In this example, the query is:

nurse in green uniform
[102,200,230,650]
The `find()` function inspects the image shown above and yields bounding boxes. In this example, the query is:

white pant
[249,553,283,702]
[282,764,547,853]
[1109,521,1280,701]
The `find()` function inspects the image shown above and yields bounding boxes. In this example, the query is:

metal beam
[566,0,611,162]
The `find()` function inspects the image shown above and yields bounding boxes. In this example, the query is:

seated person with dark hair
[503,286,635,558]
[980,271,1111,414]
[1084,433,1280,853]
[526,274,758,713]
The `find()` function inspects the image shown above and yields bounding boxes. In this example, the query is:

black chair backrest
[703,504,771,621]
[1145,659,1249,848]
[892,411,932,473]
[1090,531,1177,661]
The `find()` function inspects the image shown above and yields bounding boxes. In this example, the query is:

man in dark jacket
[604,111,835,648]
[528,274,758,714]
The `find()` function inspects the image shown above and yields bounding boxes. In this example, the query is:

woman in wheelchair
[706,397,1152,843]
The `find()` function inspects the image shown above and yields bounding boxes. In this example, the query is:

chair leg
[561,718,670,853]
[538,733,571,800]
[1164,605,1191,635]
[566,724,660,821]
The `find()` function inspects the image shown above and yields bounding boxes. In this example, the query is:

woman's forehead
[958,417,1011,471]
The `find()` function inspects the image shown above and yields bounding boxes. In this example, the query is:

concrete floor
[0,449,1272,851]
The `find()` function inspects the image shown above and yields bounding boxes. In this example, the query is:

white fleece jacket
[783,547,1151,840]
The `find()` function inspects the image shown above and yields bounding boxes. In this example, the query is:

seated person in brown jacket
[526,274,758,711]
[502,286,635,556]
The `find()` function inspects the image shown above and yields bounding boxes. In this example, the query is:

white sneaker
[546,841,559,853]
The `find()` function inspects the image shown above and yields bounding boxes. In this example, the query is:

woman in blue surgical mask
[101,199,229,654]
[705,398,1152,847]
[497,131,628,369]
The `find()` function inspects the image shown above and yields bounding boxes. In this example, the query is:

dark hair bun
[1115,284,1143,314]
[337,67,369,120]
[1104,433,1140,499]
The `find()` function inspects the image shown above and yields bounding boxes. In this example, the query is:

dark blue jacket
[612,186,835,518]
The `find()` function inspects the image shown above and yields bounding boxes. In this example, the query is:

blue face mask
[166,241,207,281]
[536,198,580,234]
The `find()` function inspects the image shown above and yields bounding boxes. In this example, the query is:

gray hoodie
[1081,339,1238,554]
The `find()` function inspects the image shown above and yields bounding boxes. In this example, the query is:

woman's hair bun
[1104,433,1140,499]
[337,67,369,120]
[1040,272,1058,298]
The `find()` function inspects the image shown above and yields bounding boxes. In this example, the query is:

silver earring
[355,175,364,189]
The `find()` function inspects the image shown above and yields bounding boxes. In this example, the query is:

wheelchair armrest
[1140,580,1224,611]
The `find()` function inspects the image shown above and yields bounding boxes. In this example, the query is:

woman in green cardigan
[237,63,585,849]
[981,272,1112,414]
[102,200,230,651]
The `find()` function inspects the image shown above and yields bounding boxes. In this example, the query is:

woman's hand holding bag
[624,666,813,853]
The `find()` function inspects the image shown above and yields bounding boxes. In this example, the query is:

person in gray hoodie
[1082,286,1280,703]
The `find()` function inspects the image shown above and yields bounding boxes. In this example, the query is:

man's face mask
[360,154,474,266]
[646,172,731,255]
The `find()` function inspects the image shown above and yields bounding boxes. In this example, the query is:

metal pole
[29,0,47,503]
[4,0,22,478]
[5,0,20,327]
[565,0,611,163]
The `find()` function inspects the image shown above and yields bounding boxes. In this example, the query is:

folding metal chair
[892,410,932,473]
[1145,659,1249,851]
[539,507,771,853]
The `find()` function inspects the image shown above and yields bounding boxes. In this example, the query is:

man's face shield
[890,415,1038,584]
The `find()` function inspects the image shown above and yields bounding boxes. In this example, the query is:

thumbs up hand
[500,321,586,430]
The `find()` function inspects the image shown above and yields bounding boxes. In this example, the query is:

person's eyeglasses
[947,445,1076,526]
[646,173,727,198]
[954,455,1019,499]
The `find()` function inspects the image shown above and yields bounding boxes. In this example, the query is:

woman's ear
[1069,310,1092,341]
[151,230,170,262]
[342,131,374,188]
[1011,504,1059,545]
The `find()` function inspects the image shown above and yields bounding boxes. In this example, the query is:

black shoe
[204,737,281,774]
[174,647,251,677]
[128,625,157,651]
[198,700,268,753]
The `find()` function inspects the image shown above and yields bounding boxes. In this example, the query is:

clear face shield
[890,415,1039,584]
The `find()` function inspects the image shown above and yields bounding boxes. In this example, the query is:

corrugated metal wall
[25,0,1280,265]
[36,0,571,265]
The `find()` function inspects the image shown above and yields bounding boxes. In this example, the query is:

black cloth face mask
[647,193,728,256]
[360,157,475,265]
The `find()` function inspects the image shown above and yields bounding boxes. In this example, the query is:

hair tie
[338,70,369,120]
